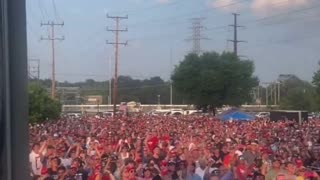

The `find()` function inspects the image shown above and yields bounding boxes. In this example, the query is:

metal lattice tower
[28,58,40,80]
[186,17,208,55]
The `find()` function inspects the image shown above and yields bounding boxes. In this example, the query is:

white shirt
[61,158,72,167]
[120,152,129,160]
[195,167,206,180]
[29,151,42,175]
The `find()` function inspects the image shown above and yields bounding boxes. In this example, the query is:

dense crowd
[29,114,320,180]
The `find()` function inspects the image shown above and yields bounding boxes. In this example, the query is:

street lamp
[97,99,100,113]
[157,95,161,105]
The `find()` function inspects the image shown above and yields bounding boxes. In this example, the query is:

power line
[69,0,294,53]
[127,0,250,28]
[106,14,128,113]
[35,0,320,71]
[112,0,190,15]
[60,0,320,64]
[244,2,320,25]
[37,0,51,35]
[51,0,61,20]
[38,0,48,20]
[126,0,301,29]
[40,21,65,99]
[26,21,40,41]
[131,0,297,30]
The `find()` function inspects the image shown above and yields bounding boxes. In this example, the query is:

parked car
[255,112,270,119]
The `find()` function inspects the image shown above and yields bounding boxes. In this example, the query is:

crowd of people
[29,114,320,180]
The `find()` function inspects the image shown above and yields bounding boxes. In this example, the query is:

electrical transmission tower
[186,17,208,55]
[40,21,64,99]
[106,14,128,114]
[228,13,246,56]
[28,58,40,80]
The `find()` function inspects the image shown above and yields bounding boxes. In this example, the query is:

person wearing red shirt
[89,164,102,180]
[147,136,159,152]
[235,156,248,180]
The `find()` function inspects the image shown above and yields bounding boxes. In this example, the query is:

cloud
[207,0,245,12]
[126,0,145,5]
[207,0,312,15]
[157,0,170,4]
[251,0,310,16]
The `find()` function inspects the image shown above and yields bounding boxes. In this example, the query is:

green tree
[312,62,320,110]
[171,52,258,112]
[279,87,316,111]
[35,76,185,105]
[29,83,61,124]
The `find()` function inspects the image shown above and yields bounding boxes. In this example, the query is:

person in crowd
[57,166,67,180]
[28,115,320,180]
[195,158,207,179]
[265,158,287,180]
[186,162,202,180]
[47,156,61,179]
[30,143,44,177]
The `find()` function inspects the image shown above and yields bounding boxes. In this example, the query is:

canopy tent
[220,111,254,121]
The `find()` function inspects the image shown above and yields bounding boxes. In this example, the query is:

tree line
[29,51,320,123]
[32,76,184,105]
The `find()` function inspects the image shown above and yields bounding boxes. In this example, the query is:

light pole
[157,95,161,105]
[97,99,100,113]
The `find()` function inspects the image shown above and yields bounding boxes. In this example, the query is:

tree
[28,83,61,124]
[312,62,320,110]
[171,52,258,112]
[279,87,316,111]
[35,76,185,105]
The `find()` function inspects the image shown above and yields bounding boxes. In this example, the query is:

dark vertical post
[0,0,29,179]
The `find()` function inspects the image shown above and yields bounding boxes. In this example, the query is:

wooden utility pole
[106,15,128,114]
[41,21,64,99]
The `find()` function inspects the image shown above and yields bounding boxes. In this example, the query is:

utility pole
[266,86,269,106]
[170,46,173,105]
[257,86,260,102]
[28,58,40,81]
[228,13,246,56]
[40,21,64,99]
[108,56,112,106]
[274,83,277,105]
[158,95,161,105]
[186,17,209,55]
[106,14,128,114]
[278,82,281,103]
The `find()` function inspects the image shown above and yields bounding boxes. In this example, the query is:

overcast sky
[26,0,320,83]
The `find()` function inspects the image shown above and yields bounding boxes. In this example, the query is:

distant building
[85,95,103,105]
[56,87,81,105]
[278,74,297,82]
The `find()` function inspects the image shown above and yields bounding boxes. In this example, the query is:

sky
[26,0,320,83]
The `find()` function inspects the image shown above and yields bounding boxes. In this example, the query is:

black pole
[0,0,29,179]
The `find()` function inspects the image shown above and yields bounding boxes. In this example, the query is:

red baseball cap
[41,167,48,175]
[296,159,303,168]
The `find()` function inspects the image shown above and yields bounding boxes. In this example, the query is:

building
[85,95,103,105]
[56,87,81,105]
